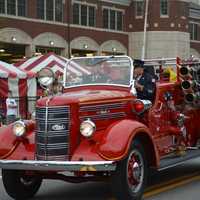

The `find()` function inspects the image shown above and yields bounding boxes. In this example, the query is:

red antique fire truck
[0,56,200,200]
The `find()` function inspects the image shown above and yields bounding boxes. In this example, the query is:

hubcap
[127,149,144,193]
[20,176,36,186]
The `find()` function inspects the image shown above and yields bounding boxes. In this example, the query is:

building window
[81,5,87,26]
[103,9,109,29]
[18,0,26,16]
[0,0,5,14]
[37,0,63,22]
[73,3,96,27]
[135,0,144,17]
[190,23,198,41]
[89,6,95,27]
[37,0,45,19]
[0,0,26,16]
[46,0,53,21]
[180,3,187,18]
[160,0,169,16]
[117,11,122,30]
[7,0,16,15]
[110,10,116,30]
[55,0,63,22]
[73,3,79,24]
[103,8,123,31]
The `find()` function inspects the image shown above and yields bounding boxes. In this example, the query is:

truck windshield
[64,56,132,88]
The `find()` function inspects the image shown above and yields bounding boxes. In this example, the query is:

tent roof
[15,52,90,76]
[0,60,35,79]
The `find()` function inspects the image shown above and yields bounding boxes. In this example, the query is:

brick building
[0,0,200,63]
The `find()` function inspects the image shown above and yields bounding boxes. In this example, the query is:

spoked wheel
[2,169,42,200]
[111,141,148,200]
[127,149,145,193]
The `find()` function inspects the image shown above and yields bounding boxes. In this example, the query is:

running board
[159,149,200,171]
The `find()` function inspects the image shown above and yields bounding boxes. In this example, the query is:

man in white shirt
[6,91,17,124]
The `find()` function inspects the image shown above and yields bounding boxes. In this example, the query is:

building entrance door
[72,49,97,57]
[0,42,25,63]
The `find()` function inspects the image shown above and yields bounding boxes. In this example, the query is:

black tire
[2,169,42,200]
[111,141,148,200]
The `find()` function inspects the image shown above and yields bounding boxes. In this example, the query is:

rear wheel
[2,169,42,199]
[111,141,148,200]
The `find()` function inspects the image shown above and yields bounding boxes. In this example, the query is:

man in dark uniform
[134,60,156,101]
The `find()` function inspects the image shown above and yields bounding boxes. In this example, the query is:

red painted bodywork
[97,120,156,160]
[0,61,200,173]
[0,122,35,160]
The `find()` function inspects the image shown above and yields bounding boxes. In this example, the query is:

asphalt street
[0,158,199,200]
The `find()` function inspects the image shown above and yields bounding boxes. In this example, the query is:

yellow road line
[145,172,200,193]
[144,174,200,198]
[108,172,200,200]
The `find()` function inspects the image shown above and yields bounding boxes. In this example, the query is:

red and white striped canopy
[0,60,36,118]
[0,60,35,79]
[15,52,90,76]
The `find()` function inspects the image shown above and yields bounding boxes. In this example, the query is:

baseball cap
[134,59,144,68]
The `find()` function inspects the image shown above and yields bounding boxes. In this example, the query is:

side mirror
[37,68,55,89]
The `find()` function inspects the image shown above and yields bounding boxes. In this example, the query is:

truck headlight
[80,119,96,138]
[13,121,26,137]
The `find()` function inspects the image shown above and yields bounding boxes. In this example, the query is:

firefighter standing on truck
[134,60,156,101]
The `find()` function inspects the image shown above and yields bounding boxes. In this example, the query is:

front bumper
[0,160,116,172]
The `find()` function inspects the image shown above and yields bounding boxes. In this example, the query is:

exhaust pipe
[185,93,200,103]
[180,65,191,76]
[181,80,196,90]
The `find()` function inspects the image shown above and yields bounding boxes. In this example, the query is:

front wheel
[111,141,148,200]
[2,169,42,199]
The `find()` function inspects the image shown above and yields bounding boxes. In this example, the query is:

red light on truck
[132,100,145,113]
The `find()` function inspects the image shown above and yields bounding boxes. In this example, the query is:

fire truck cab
[0,56,200,200]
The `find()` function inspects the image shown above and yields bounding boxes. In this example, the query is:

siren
[185,92,200,103]
[179,65,192,77]
[180,59,200,106]
[181,80,196,90]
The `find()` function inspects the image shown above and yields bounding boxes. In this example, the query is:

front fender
[97,119,159,165]
[0,124,19,159]
[0,121,35,160]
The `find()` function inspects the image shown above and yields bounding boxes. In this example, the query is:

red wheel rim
[127,150,144,193]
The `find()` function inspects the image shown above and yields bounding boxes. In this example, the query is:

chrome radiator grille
[35,106,70,161]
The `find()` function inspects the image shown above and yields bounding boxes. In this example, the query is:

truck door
[148,82,183,157]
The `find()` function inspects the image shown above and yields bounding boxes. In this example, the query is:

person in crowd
[134,60,156,101]
[6,91,17,124]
